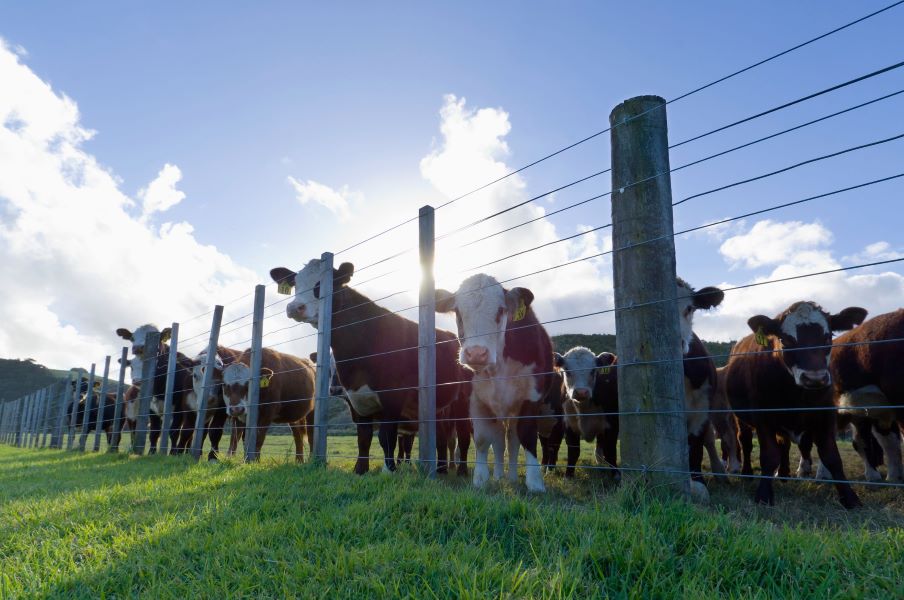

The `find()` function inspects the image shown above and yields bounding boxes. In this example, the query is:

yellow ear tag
[259,376,270,389]
[277,282,292,295]
[512,299,527,322]
[755,327,769,347]
[599,366,611,376]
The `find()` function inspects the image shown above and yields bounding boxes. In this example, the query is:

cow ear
[829,307,868,332]
[160,327,172,344]
[747,315,780,338]
[335,262,355,287]
[553,352,565,368]
[596,352,616,367]
[693,287,724,310]
[435,289,456,313]
[270,267,296,290]
[116,328,133,341]
[505,287,535,313]
[309,352,318,363]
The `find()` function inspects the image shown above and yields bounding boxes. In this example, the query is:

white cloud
[139,163,185,220]
[0,39,259,369]
[843,240,904,264]
[287,176,355,221]
[719,219,833,269]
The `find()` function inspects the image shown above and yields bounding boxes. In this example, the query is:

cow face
[222,363,274,419]
[190,351,226,405]
[554,347,616,402]
[748,302,867,390]
[117,356,141,387]
[676,279,724,355]
[270,261,355,328]
[435,273,534,372]
[116,324,171,384]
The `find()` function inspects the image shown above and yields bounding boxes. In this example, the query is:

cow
[723,301,867,508]
[537,370,567,472]
[188,346,243,461]
[221,347,315,461]
[68,389,118,444]
[271,260,465,475]
[434,273,551,492]
[115,324,196,454]
[675,278,725,483]
[113,383,140,448]
[711,366,743,475]
[831,308,904,482]
[554,347,619,478]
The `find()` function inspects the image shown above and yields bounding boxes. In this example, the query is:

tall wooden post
[53,375,72,449]
[78,364,97,452]
[20,394,33,448]
[67,371,81,450]
[610,95,690,499]
[110,347,129,452]
[15,397,25,447]
[418,206,438,477]
[244,289,265,462]
[312,252,334,465]
[132,332,159,456]
[92,356,111,452]
[39,387,52,448]
[191,308,223,461]
[160,323,180,456]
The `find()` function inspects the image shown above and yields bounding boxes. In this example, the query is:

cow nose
[463,346,490,366]
[800,371,831,389]
[572,388,591,401]
[229,405,245,417]
[287,304,306,320]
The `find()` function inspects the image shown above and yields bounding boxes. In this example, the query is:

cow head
[190,350,226,405]
[435,273,534,373]
[222,363,274,419]
[748,302,867,390]
[554,347,616,402]
[676,278,724,355]
[115,324,171,384]
[270,260,355,328]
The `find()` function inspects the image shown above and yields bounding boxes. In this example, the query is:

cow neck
[503,307,551,369]
[683,333,714,389]
[328,285,409,358]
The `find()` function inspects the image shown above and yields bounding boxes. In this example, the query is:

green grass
[1,437,903,599]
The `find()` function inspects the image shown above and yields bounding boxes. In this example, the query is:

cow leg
[849,420,882,482]
[228,419,244,458]
[167,411,182,455]
[544,419,564,472]
[435,423,449,475]
[776,436,791,478]
[564,426,580,478]
[739,421,754,475]
[812,427,861,509]
[207,410,227,462]
[720,415,742,474]
[471,413,499,488]
[176,411,197,455]
[377,421,398,473]
[289,421,305,463]
[688,431,706,484]
[703,425,725,476]
[754,428,780,506]
[505,422,519,483]
[516,407,545,493]
[148,414,162,455]
[354,419,374,475]
[455,418,470,477]
[874,424,904,482]
[796,431,814,478]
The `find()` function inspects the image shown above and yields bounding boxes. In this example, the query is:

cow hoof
[754,491,775,506]
[456,465,469,477]
[710,460,726,476]
[689,481,709,504]
[865,468,883,482]
[815,463,832,481]
[564,470,575,479]
[473,465,490,488]
[840,493,862,510]
[526,477,546,493]
[354,460,369,475]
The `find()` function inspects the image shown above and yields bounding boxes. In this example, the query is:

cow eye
[495,307,504,323]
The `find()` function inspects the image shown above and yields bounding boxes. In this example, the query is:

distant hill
[552,334,735,367]
[0,358,79,402]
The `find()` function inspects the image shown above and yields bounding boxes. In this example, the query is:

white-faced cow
[554,347,619,478]
[221,347,315,461]
[115,324,196,454]
[188,345,243,461]
[435,273,551,492]
[724,301,867,508]
[676,278,726,482]
[271,260,467,475]
[831,309,904,482]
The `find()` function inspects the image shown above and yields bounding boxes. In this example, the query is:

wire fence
[3,2,904,508]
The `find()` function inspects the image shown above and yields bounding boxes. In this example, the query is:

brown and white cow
[271,260,466,475]
[221,347,315,461]
[724,301,867,508]
[554,347,619,478]
[435,273,551,492]
[188,345,244,461]
[831,309,904,482]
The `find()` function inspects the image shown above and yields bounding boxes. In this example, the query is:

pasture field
[1,438,903,599]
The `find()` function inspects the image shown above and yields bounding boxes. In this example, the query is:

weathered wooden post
[418,206,438,477]
[36,387,49,448]
[23,393,36,448]
[41,385,55,448]
[78,364,97,452]
[67,370,82,450]
[92,356,111,452]
[132,332,159,456]
[14,397,24,447]
[244,289,265,462]
[110,347,129,452]
[54,373,74,449]
[312,252,334,465]
[191,308,223,461]
[610,95,690,499]
[160,323,180,456]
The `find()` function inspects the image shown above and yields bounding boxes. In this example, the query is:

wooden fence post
[418,206,438,477]
[22,394,35,448]
[312,252,334,465]
[132,332,159,456]
[67,372,81,450]
[41,385,55,448]
[37,387,50,448]
[13,397,23,447]
[110,347,129,452]
[192,308,223,461]
[54,373,74,449]
[78,364,97,452]
[244,289,265,463]
[160,323,180,456]
[92,356,111,452]
[610,95,690,499]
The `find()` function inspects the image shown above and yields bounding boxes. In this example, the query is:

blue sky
[1,2,902,368]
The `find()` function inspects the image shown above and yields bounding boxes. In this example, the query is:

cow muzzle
[227,405,246,417]
[797,370,831,390]
[286,303,306,321]
[462,345,491,369]
[571,388,591,401]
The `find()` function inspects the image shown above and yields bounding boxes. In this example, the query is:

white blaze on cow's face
[191,351,225,404]
[676,279,724,356]
[554,347,614,402]
[222,363,251,419]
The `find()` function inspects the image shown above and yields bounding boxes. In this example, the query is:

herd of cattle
[70,258,903,509]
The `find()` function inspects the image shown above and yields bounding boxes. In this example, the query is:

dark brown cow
[221,347,315,461]
[724,301,867,508]
[831,309,904,482]
[554,348,619,479]
[271,260,465,475]
[537,370,566,471]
